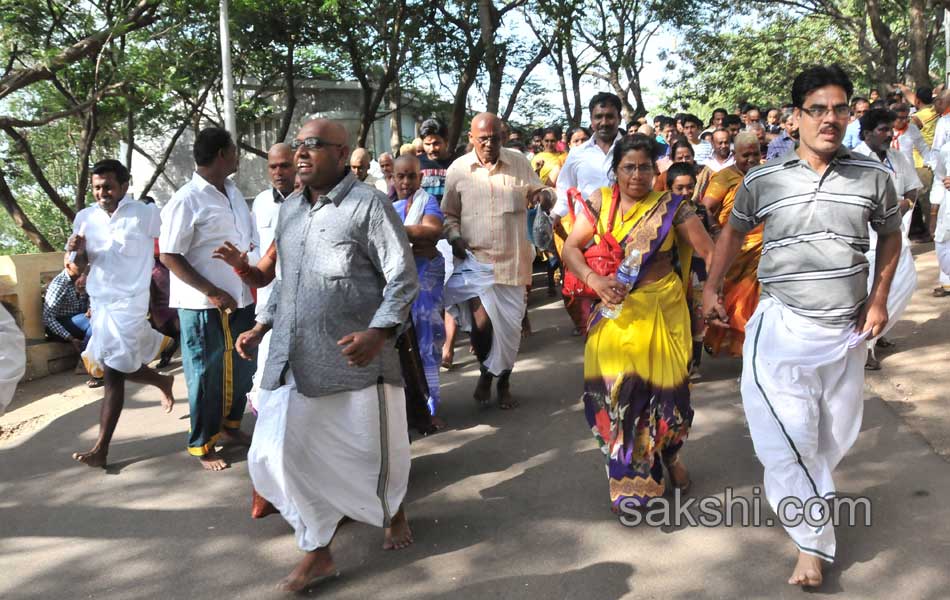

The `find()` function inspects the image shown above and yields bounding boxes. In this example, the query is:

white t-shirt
[553,132,624,217]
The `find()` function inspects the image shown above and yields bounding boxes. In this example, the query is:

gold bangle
[584,271,595,285]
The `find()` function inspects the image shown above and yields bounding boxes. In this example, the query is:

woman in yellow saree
[700,132,763,357]
[562,135,714,511]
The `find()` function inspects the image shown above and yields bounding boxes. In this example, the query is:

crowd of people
[8,61,947,593]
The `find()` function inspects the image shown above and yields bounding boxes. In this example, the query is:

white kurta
[0,304,25,415]
[248,373,410,551]
[73,197,166,374]
[444,253,526,376]
[853,144,919,343]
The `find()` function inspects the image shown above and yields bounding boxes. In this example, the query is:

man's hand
[75,273,88,295]
[235,324,267,360]
[207,287,237,312]
[589,273,627,306]
[943,176,950,191]
[66,234,85,253]
[450,237,469,260]
[856,300,889,339]
[337,328,389,367]
[211,241,249,270]
[702,283,729,328]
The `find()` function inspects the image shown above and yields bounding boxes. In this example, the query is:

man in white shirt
[554,92,624,218]
[69,160,175,468]
[160,127,258,471]
[249,143,295,398]
[704,129,735,173]
[853,108,921,370]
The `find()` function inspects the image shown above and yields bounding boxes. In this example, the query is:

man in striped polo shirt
[703,65,903,589]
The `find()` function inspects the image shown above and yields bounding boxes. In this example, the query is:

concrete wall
[0,253,77,380]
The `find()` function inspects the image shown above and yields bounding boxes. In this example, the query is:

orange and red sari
[703,167,763,357]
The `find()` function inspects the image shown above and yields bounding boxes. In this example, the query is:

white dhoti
[0,304,25,415]
[741,297,866,563]
[248,375,410,551]
[865,243,917,345]
[444,254,526,376]
[82,296,165,374]
[937,241,950,288]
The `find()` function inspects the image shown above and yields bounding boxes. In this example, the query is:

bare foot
[430,415,448,430]
[220,428,252,447]
[383,507,414,550]
[497,382,518,410]
[72,447,107,468]
[667,457,691,493]
[473,373,492,405]
[276,549,339,592]
[788,551,824,587]
[198,449,229,471]
[159,374,175,414]
[441,348,454,370]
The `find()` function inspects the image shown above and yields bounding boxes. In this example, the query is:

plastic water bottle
[601,249,642,319]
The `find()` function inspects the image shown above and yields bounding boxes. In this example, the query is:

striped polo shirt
[729,146,901,326]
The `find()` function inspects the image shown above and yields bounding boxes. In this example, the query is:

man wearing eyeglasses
[236,118,419,592]
[160,127,258,471]
[703,65,902,589]
[442,112,545,409]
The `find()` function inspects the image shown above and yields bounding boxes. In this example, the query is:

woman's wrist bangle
[584,271,595,285]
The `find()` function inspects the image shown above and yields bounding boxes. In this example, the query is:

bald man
[349,147,378,186]
[376,152,395,199]
[442,112,545,409]
[239,118,418,592]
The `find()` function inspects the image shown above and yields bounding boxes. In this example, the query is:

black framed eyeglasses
[799,104,851,119]
[290,137,343,151]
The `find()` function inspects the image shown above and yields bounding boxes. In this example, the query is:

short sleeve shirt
[729,146,901,326]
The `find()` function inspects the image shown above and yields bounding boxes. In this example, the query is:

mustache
[819,124,841,135]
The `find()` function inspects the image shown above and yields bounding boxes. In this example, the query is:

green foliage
[660,15,867,117]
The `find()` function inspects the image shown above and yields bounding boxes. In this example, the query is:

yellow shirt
[531,151,566,185]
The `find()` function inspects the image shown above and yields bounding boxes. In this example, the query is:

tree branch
[0,168,55,252]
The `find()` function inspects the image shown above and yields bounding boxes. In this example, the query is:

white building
[126,79,421,203]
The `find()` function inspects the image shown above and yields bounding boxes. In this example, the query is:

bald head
[378,152,394,179]
[469,112,503,165]
[393,154,421,200]
[267,143,295,195]
[349,147,371,181]
[292,118,350,193]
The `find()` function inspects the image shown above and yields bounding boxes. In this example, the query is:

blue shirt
[843,120,862,149]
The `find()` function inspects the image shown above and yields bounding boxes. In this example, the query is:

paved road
[2,263,949,599]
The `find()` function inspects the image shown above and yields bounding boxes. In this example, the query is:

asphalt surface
[2,256,949,600]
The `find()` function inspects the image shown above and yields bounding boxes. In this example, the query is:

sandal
[933,287,950,298]
[86,378,104,388]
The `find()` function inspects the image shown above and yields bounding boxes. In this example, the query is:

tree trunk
[1,125,76,221]
[356,83,375,149]
[0,170,54,251]
[907,0,931,86]
[125,109,134,167]
[275,38,297,143]
[566,38,583,128]
[389,81,402,154]
[75,111,98,212]
[477,0,503,114]
[141,84,213,198]
[448,44,485,150]
[501,45,550,121]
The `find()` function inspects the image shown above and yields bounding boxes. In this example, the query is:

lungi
[83,296,167,375]
[248,376,411,551]
[178,305,257,456]
[444,255,526,376]
[741,297,866,562]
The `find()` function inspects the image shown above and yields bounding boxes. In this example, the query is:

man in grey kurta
[237,118,419,593]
